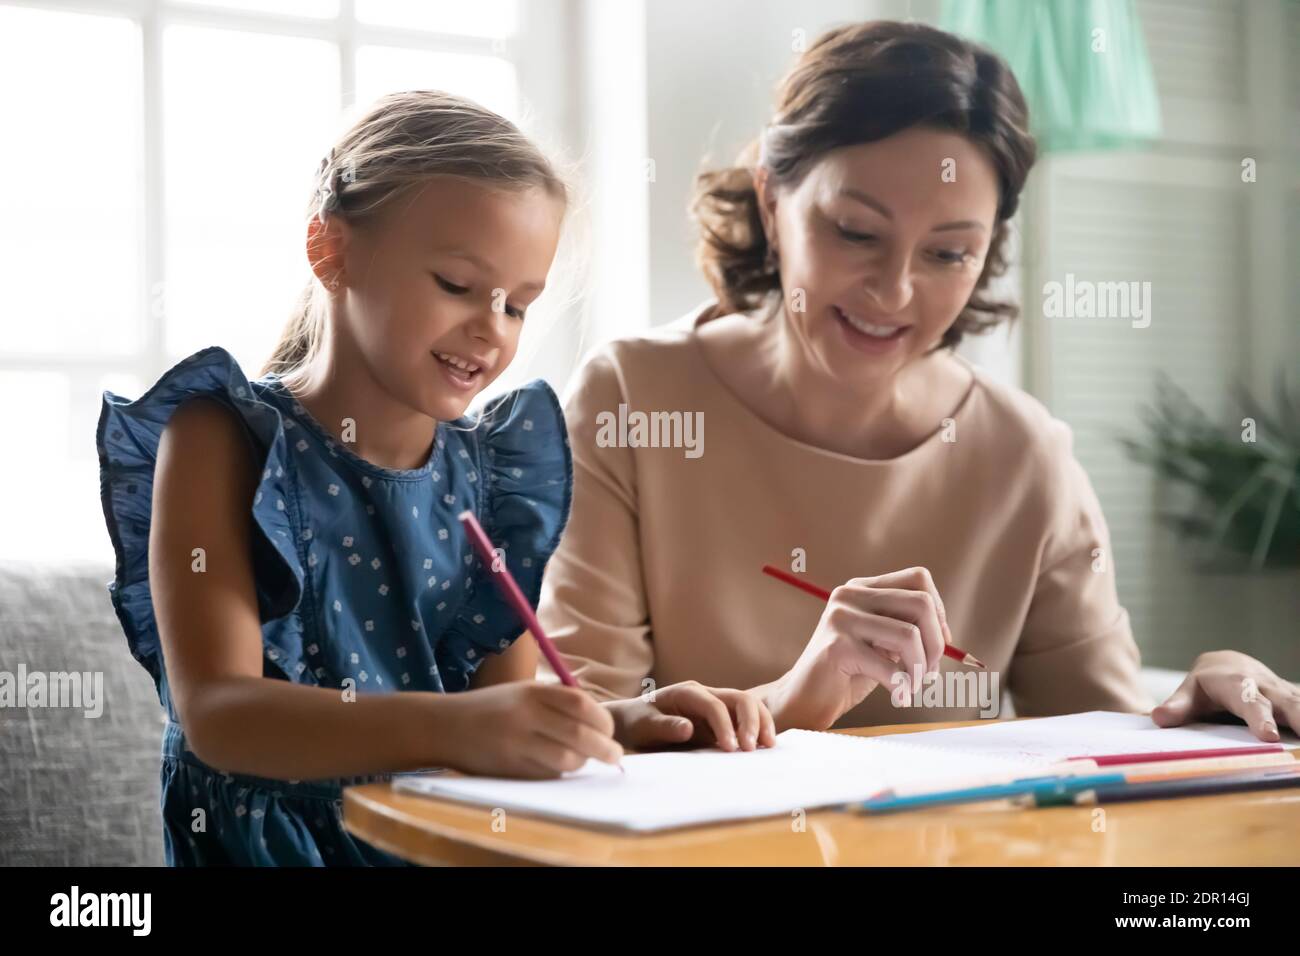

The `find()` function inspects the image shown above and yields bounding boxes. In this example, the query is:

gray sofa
[0,560,165,865]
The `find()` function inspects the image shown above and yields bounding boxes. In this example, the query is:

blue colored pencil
[853,772,1129,814]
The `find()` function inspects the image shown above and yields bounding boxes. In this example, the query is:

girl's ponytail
[262,283,324,382]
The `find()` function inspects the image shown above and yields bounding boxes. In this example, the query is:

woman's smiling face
[758,125,1001,385]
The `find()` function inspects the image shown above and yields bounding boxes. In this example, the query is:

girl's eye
[933,249,969,265]
[434,274,470,295]
[435,272,525,318]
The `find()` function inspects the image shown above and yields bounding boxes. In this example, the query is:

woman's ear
[305,213,350,291]
[752,166,779,253]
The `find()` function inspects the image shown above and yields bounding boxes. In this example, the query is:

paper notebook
[392,711,1300,832]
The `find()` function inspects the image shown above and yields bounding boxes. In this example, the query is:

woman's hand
[440,682,624,778]
[605,681,777,751]
[760,567,952,731]
[1152,650,1300,742]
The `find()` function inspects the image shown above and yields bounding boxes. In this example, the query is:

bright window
[0,0,523,562]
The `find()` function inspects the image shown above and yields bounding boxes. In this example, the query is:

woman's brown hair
[691,21,1037,348]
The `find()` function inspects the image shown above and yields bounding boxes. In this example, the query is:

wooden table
[342,719,1300,866]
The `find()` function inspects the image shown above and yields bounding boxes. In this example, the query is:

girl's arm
[470,631,538,687]
[150,397,459,779]
[151,398,621,780]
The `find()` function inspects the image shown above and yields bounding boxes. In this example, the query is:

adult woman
[536,21,1298,745]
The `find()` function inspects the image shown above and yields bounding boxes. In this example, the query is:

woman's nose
[865,252,914,314]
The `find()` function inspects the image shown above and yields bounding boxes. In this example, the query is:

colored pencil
[1065,745,1284,766]
[885,749,1297,799]
[458,510,625,773]
[854,772,1129,814]
[1072,766,1300,805]
[459,510,578,687]
[761,564,985,667]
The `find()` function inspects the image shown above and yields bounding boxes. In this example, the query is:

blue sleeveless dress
[96,347,572,866]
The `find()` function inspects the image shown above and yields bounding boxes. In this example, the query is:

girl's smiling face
[757,126,1000,385]
[316,175,564,422]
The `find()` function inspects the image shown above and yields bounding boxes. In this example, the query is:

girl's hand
[761,567,951,732]
[441,682,624,778]
[1152,650,1300,742]
[605,681,777,751]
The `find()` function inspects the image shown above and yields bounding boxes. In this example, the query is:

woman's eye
[504,304,524,320]
[836,225,876,244]
[434,274,470,295]
[933,249,969,265]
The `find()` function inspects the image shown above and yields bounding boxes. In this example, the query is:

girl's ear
[305,213,351,291]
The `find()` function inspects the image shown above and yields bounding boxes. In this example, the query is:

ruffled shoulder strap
[97,347,304,698]
[437,380,573,681]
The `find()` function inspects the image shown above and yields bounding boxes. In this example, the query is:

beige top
[537,305,1151,727]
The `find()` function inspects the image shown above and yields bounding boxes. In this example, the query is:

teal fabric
[941,0,1162,152]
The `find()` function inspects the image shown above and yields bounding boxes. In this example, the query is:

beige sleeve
[535,346,654,701]
[1008,421,1153,718]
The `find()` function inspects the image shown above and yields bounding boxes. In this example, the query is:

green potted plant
[1120,373,1300,572]
[1119,373,1299,674]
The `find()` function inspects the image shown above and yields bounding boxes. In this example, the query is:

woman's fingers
[1269,682,1300,737]
[1152,658,1298,743]
[827,597,927,693]
[1219,678,1280,742]
[1150,672,1200,727]
[855,587,945,676]
[859,567,954,651]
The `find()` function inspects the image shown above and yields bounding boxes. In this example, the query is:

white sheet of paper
[392,711,1298,832]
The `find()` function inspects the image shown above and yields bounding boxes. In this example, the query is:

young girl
[97,91,775,866]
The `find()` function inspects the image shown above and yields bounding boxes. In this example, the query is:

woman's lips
[832,305,911,354]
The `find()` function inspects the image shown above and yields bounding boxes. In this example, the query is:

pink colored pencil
[1068,745,1285,766]
[457,510,578,687]
[459,510,624,773]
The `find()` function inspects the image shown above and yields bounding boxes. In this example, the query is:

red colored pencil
[760,564,986,668]
[459,510,579,687]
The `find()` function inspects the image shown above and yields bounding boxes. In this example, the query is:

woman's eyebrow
[838,188,985,233]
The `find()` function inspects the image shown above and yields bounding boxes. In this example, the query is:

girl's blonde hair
[262,90,569,388]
